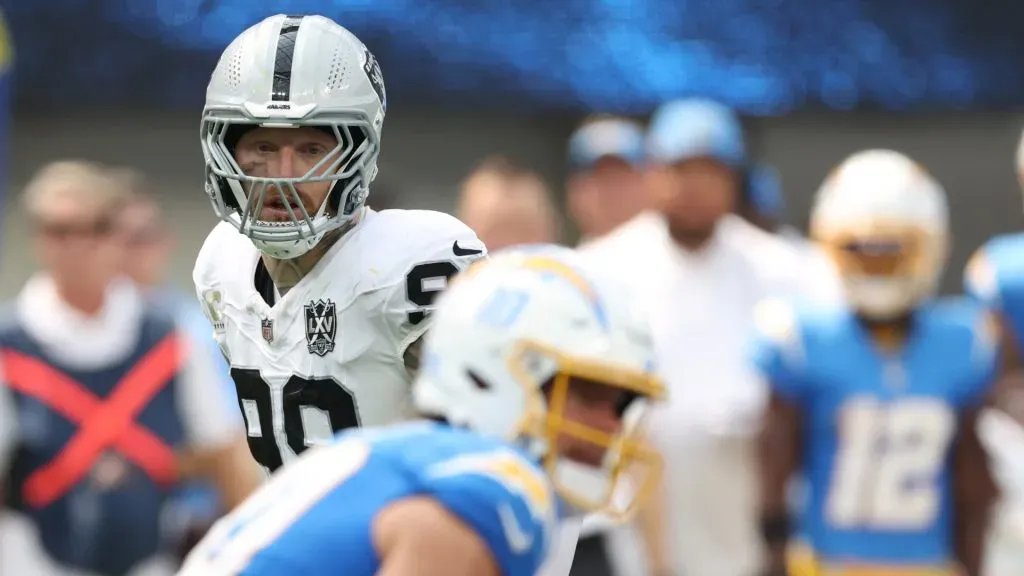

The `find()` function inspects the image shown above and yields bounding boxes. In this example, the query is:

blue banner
[0,1,1020,113]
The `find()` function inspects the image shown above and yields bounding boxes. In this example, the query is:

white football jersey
[193,208,486,472]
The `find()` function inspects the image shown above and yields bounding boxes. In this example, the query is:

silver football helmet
[201,14,387,259]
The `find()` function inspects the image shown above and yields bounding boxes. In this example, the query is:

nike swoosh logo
[453,240,484,257]
[498,503,533,554]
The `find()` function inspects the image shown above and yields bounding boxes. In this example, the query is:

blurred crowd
[3,87,1024,576]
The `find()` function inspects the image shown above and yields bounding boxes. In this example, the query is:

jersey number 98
[826,397,956,530]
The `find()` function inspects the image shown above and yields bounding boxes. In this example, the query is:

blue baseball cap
[646,99,746,168]
[568,117,645,172]
[747,163,785,219]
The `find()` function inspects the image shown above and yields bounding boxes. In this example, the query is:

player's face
[823,224,929,283]
[233,127,340,222]
[648,157,738,235]
[835,237,916,277]
[547,377,631,467]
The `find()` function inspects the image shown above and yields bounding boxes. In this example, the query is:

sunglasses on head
[36,216,113,239]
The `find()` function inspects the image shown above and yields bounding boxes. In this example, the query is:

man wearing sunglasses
[0,161,254,576]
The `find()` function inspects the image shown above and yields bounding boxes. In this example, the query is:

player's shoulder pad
[425,446,555,520]
[352,209,486,292]
[928,296,1000,363]
[423,444,557,571]
[753,297,849,367]
[193,221,251,293]
[964,233,1024,306]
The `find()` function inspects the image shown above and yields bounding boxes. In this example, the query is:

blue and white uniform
[751,297,999,575]
[179,421,558,576]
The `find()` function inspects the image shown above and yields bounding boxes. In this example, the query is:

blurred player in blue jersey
[961,129,1024,575]
[177,246,665,576]
[754,150,1000,576]
[962,129,1024,412]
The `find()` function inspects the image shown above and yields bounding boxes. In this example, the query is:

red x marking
[1,334,182,508]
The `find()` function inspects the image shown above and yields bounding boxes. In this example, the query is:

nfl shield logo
[261,318,274,344]
[304,299,337,357]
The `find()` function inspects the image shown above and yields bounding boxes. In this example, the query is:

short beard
[666,220,718,251]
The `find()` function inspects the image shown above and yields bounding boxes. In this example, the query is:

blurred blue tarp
[0,0,1020,114]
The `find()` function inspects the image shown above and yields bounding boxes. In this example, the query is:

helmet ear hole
[466,370,493,391]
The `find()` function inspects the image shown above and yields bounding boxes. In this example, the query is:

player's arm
[416,450,556,576]
[381,227,487,378]
[951,404,996,576]
[751,299,808,576]
[175,316,262,509]
[759,391,801,576]
[983,312,1024,427]
[949,304,1006,576]
[964,246,1024,424]
[373,496,501,576]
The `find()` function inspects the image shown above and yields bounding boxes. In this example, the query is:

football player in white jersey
[193,14,487,474]
[177,246,665,576]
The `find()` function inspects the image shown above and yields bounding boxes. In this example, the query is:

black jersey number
[230,368,360,472]
[405,261,460,325]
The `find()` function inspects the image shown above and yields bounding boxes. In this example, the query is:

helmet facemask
[507,340,665,521]
[201,112,380,260]
[817,224,945,320]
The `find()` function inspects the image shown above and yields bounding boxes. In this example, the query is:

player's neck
[263,228,344,296]
[858,314,914,353]
[51,274,111,317]
[668,225,716,252]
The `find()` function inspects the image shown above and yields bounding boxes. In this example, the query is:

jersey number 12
[826,397,956,530]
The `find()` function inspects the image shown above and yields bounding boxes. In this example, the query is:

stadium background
[1,1,1023,298]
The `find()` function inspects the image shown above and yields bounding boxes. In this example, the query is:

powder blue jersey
[751,297,998,573]
[965,233,1024,347]
[179,421,558,576]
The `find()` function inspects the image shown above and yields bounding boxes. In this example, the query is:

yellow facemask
[506,339,666,521]
[812,220,942,285]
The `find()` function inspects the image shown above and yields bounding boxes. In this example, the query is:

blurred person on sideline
[111,171,261,557]
[962,127,1024,576]
[566,116,648,246]
[578,99,841,576]
[0,161,253,576]
[456,156,560,251]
